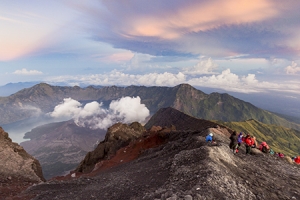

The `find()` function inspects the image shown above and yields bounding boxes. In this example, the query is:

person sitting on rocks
[277,152,284,158]
[206,133,214,142]
[259,142,270,153]
[229,131,238,153]
[294,156,300,164]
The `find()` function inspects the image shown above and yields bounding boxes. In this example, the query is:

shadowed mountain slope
[14,108,300,200]
[144,107,223,131]
[20,120,106,180]
[0,83,299,132]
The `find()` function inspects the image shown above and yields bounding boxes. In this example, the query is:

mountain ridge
[1,83,299,132]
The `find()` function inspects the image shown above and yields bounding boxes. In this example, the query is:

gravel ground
[13,127,300,200]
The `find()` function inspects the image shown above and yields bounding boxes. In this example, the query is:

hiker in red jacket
[259,142,270,153]
[244,134,254,154]
[294,156,300,164]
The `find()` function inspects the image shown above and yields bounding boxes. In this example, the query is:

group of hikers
[229,131,257,155]
[205,131,300,164]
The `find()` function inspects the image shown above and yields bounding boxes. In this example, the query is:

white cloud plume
[187,69,289,93]
[182,57,218,75]
[45,55,300,95]
[48,96,149,130]
[285,61,300,75]
[13,68,43,75]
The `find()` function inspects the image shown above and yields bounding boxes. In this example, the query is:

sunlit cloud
[128,0,277,39]
[48,96,149,130]
[70,0,300,59]
[285,61,300,75]
[13,68,43,75]
[182,57,218,75]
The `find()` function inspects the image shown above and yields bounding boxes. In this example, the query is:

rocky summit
[75,121,146,174]
[0,127,45,199]
[9,107,299,200]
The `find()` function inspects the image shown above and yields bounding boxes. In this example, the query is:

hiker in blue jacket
[206,133,214,142]
[236,132,244,153]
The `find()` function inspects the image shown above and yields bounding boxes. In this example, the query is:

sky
[1,0,300,96]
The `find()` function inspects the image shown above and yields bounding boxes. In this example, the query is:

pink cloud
[122,0,277,39]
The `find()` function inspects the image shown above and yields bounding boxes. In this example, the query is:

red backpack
[294,156,300,164]
[245,137,253,146]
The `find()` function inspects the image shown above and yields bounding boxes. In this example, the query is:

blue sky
[1,0,300,96]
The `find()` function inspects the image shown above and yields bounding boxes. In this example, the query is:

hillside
[0,127,45,198]
[0,83,299,132]
[216,119,300,157]
[12,107,300,200]
[20,120,106,179]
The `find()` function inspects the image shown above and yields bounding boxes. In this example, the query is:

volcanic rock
[0,127,45,199]
[75,121,146,173]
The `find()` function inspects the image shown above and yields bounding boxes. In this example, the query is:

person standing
[236,132,244,153]
[244,134,254,154]
[251,136,258,148]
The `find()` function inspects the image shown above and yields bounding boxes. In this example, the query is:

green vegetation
[216,119,300,157]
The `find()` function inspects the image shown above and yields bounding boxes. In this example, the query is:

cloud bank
[48,96,150,130]
[46,58,300,95]
[13,68,43,75]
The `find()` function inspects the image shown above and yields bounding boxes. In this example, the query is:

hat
[209,133,213,136]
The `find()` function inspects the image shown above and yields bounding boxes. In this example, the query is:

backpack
[269,149,274,155]
[245,137,253,146]
[262,146,269,153]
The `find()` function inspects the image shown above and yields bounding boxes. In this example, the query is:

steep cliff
[75,122,146,173]
[0,127,45,198]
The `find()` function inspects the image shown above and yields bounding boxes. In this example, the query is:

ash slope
[20,108,300,200]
